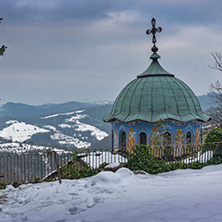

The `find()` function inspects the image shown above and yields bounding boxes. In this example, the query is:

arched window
[119,130,126,148]
[139,132,147,145]
[163,132,172,146]
[186,131,192,145]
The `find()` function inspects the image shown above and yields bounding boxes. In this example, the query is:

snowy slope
[41,109,85,119]
[1,164,222,222]
[0,142,65,153]
[0,109,109,150]
[64,110,108,141]
[0,121,49,142]
[50,132,91,148]
[46,110,108,148]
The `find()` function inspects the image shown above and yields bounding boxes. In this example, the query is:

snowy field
[46,109,108,148]
[0,110,108,148]
[0,121,49,142]
[1,164,222,222]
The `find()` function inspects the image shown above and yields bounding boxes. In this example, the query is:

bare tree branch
[209,52,222,71]
[208,81,222,127]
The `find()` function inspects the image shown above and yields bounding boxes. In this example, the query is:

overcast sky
[0,0,221,105]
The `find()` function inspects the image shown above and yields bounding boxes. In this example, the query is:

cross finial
[146,18,162,53]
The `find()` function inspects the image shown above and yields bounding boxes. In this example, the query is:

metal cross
[146,18,162,52]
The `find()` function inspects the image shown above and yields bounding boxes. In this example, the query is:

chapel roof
[103,18,211,123]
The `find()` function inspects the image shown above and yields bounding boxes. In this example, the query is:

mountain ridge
[0,95,213,151]
[0,94,213,118]
[0,102,113,151]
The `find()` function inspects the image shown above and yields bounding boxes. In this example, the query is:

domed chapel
[103,18,210,151]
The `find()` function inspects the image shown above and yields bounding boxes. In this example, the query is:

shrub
[204,128,222,157]
[0,182,7,190]
[124,144,170,174]
[205,127,222,144]
[124,144,222,174]
[44,152,107,181]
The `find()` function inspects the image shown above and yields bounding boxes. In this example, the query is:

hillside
[0,94,213,151]
[0,102,113,150]
[197,93,216,111]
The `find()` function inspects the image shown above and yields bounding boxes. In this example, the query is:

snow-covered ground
[0,121,49,142]
[1,164,222,222]
[0,142,65,153]
[0,110,108,149]
[49,110,108,148]
[51,132,91,148]
[43,125,57,131]
[43,109,108,147]
[74,120,108,141]
[41,110,85,119]
[64,111,108,141]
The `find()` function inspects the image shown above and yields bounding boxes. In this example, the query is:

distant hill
[0,101,90,118]
[0,94,213,151]
[197,93,216,111]
[0,101,113,150]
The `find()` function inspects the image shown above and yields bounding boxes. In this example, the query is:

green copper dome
[104,53,210,123]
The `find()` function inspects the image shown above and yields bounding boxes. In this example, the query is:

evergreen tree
[0,18,7,56]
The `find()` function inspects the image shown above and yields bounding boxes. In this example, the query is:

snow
[105,162,120,169]
[50,132,91,148]
[42,110,108,143]
[43,125,57,131]
[0,121,49,142]
[5,120,18,125]
[66,114,88,122]
[74,120,108,141]
[0,142,65,153]
[59,123,72,128]
[63,112,108,141]
[1,164,222,222]
[41,110,85,119]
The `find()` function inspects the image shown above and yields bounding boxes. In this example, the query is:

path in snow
[0,164,222,222]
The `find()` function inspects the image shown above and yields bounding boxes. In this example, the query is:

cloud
[1,0,221,26]
[0,0,222,104]
[0,0,126,25]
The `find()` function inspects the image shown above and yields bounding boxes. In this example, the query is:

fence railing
[0,148,127,184]
[145,142,222,163]
[0,142,222,184]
